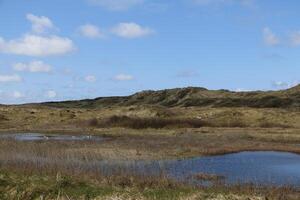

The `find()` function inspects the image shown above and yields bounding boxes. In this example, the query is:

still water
[162,151,300,186]
[95,151,300,186]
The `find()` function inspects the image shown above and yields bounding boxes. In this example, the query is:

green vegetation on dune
[1,86,300,131]
[37,85,300,109]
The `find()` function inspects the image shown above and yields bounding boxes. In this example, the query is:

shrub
[258,121,291,128]
[88,118,99,127]
[89,116,209,129]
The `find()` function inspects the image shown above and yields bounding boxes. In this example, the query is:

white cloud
[289,31,300,46]
[192,0,255,7]
[111,22,154,39]
[88,0,144,11]
[192,0,229,5]
[262,53,284,61]
[272,81,288,88]
[263,27,280,46]
[235,88,251,92]
[272,81,299,89]
[85,75,97,82]
[240,0,256,7]
[0,34,75,57]
[26,13,54,34]
[12,91,24,99]
[78,22,154,39]
[46,90,57,98]
[78,24,104,39]
[177,70,199,78]
[113,74,134,81]
[13,60,52,73]
[0,74,22,82]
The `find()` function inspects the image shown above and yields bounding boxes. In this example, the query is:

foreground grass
[0,170,196,200]
[1,170,299,200]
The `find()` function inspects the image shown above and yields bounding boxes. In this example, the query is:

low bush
[86,116,292,129]
[88,116,209,129]
[258,121,291,128]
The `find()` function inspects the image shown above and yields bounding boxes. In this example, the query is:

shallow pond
[99,151,300,186]
[162,151,300,186]
[0,133,105,141]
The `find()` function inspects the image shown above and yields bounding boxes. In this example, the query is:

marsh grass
[0,139,300,199]
[0,139,187,199]
[0,139,176,186]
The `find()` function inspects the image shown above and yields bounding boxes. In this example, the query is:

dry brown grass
[1,105,300,132]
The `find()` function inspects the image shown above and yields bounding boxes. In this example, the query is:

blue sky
[1,0,300,104]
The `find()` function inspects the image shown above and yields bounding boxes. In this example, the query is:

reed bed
[0,139,300,199]
[0,139,160,178]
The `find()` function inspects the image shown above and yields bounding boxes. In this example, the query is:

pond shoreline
[0,127,300,160]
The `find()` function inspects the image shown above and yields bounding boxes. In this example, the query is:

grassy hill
[1,85,300,131]
[37,85,300,109]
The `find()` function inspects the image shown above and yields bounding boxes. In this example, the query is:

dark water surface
[95,151,300,187]
[99,151,300,187]
[161,151,300,186]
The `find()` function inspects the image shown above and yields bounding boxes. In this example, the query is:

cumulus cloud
[111,22,154,38]
[272,81,299,89]
[176,70,199,78]
[78,24,104,39]
[78,22,154,39]
[191,0,255,7]
[234,88,251,92]
[261,53,284,61]
[13,60,52,73]
[46,90,57,98]
[113,74,134,81]
[0,34,75,57]
[272,81,288,88]
[88,0,144,11]
[262,28,300,47]
[263,27,280,46]
[192,0,229,5]
[289,31,300,46]
[85,75,97,82]
[12,91,24,98]
[0,74,22,82]
[26,13,54,34]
